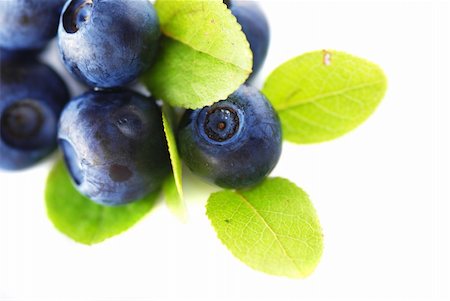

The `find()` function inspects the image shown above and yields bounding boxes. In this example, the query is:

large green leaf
[142,0,253,109]
[262,50,387,144]
[206,177,323,278]
[45,160,159,245]
[162,105,187,221]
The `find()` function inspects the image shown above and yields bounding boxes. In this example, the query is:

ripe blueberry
[177,85,282,189]
[0,60,69,170]
[0,0,66,51]
[0,48,40,64]
[58,89,170,206]
[225,0,270,79]
[58,0,160,88]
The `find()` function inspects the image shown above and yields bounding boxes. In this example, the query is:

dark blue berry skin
[0,0,66,51]
[58,89,170,206]
[177,85,282,189]
[0,61,69,171]
[0,48,40,64]
[226,0,270,79]
[58,0,160,89]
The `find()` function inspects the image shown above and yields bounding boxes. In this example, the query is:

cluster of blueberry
[0,0,279,206]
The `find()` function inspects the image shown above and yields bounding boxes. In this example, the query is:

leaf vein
[234,191,304,275]
[276,81,384,112]
[283,110,338,133]
[161,32,251,73]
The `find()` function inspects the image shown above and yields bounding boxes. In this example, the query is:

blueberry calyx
[177,85,282,189]
[203,106,240,142]
[1,99,44,149]
[63,0,93,34]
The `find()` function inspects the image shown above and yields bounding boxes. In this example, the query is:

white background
[1,1,449,300]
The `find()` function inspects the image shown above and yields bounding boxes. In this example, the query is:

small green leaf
[163,175,187,222]
[162,105,186,221]
[206,177,323,278]
[262,50,387,144]
[45,160,159,245]
[142,0,253,109]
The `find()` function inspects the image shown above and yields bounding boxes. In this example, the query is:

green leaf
[45,160,159,245]
[162,105,187,221]
[163,175,187,222]
[262,50,387,144]
[142,0,253,109]
[206,177,323,278]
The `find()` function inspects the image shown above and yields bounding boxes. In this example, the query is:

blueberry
[0,48,40,64]
[58,0,160,88]
[0,0,66,51]
[225,0,270,79]
[58,89,170,206]
[177,85,282,189]
[0,60,69,170]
